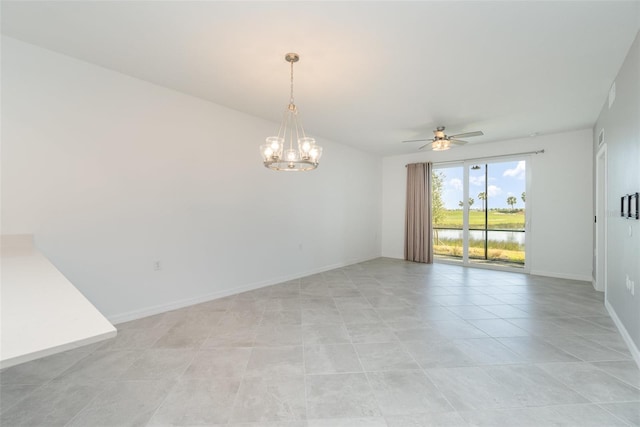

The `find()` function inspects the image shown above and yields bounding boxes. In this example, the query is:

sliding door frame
[433,154,532,273]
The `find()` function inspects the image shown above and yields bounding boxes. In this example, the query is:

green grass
[434,238,525,264]
[433,209,526,264]
[434,244,525,264]
[436,209,525,230]
[433,237,523,252]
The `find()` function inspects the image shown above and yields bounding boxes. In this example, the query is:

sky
[436,160,526,209]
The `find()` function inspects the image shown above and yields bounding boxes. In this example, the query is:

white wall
[382,129,594,281]
[1,37,382,322]
[593,30,639,360]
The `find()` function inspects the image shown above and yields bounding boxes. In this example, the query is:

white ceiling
[2,1,639,155]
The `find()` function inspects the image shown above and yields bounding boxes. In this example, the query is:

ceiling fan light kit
[431,139,450,151]
[261,53,323,172]
[431,127,451,151]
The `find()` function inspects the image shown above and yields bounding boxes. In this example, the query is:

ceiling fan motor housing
[434,126,447,139]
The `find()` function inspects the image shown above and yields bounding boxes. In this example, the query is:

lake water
[435,229,525,245]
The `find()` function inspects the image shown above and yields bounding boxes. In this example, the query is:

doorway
[595,144,607,292]
[432,158,528,271]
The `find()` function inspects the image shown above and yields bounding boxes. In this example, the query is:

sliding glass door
[432,158,528,271]
[432,165,464,263]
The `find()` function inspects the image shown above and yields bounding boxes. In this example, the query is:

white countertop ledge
[1,235,116,369]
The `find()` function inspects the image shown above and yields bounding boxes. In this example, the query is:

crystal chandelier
[261,53,323,171]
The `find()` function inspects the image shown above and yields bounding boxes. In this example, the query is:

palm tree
[521,191,526,203]
[507,196,517,210]
[478,192,486,211]
[459,198,475,209]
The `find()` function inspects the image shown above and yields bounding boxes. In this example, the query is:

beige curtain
[405,162,433,263]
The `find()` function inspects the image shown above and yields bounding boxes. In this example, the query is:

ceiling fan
[402,126,484,151]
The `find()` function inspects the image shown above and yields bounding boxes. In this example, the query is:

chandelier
[260,53,323,171]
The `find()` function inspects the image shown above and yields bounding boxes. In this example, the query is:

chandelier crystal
[261,53,322,171]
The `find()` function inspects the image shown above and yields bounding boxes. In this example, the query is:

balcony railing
[433,227,525,265]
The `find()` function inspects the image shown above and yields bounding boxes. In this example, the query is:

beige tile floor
[1,258,639,426]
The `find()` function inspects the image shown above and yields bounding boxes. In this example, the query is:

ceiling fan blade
[402,138,430,143]
[449,139,468,145]
[418,143,433,150]
[449,131,484,139]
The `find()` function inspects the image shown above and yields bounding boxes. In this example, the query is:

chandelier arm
[277,108,287,139]
[296,114,306,139]
[294,113,301,143]
[283,111,288,146]
[283,111,289,149]
[287,110,295,150]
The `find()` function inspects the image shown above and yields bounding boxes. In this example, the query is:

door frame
[463,157,530,273]
[595,144,608,293]
[433,156,530,273]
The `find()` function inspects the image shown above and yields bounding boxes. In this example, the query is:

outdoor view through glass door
[432,159,527,269]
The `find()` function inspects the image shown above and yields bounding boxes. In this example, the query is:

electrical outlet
[153,261,161,271]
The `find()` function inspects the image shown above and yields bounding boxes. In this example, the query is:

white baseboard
[108,254,379,325]
[529,269,593,282]
[605,299,640,369]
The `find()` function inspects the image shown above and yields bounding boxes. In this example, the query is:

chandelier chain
[289,59,295,106]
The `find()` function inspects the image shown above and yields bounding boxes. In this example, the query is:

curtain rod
[406,149,545,167]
